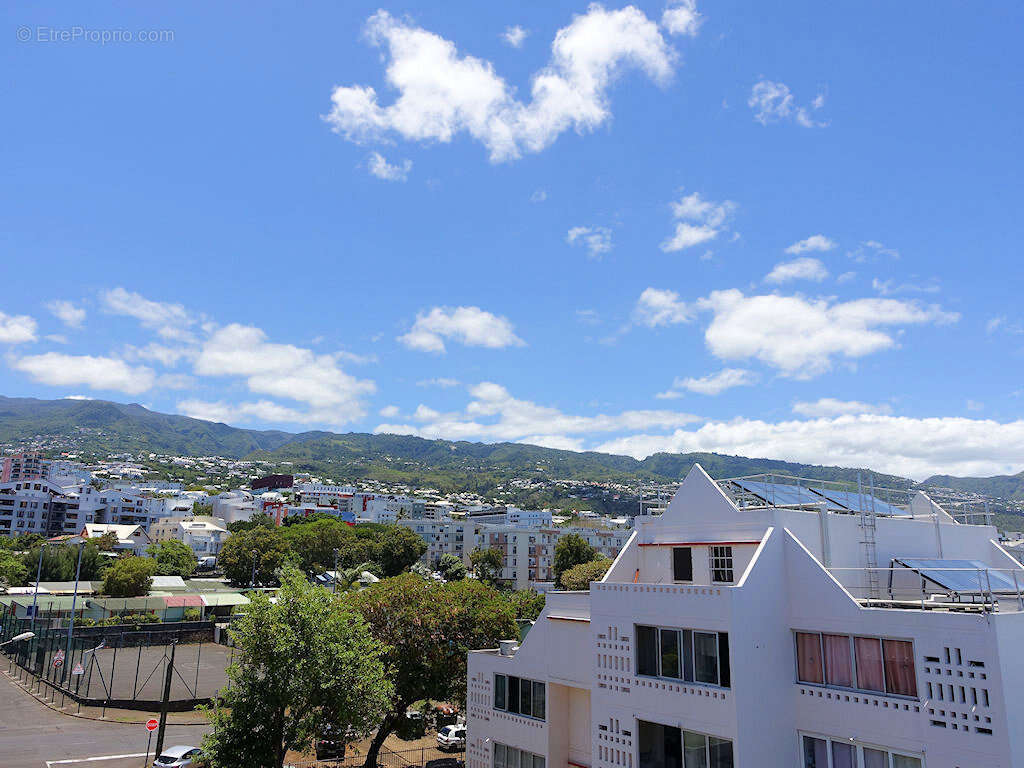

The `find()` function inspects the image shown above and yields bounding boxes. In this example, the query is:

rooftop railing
[826,567,1024,613]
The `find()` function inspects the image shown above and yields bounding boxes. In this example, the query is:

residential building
[80,523,152,555]
[466,464,1024,768]
[150,515,230,558]
[467,506,555,528]
[1,451,50,482]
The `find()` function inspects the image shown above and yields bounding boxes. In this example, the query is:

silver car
[153,745,203,767]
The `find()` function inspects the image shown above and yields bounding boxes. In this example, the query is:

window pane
[883,639,918,697]
[533,681,546,719]
[855,637,885,692]
[637,625,660,676]
[862,748,888,768]
[796,633,824,684]
[494,674,507,710]
[717,634,730,689]
[533,757,546,768]
[673,547,693,581]
[639,720,681,768]
[661,629,681,679]
[682,630,694,682]
[823,634,853,687]
[892,757,922,768]
[682,731,708,768]
[508,748,520,768]
[708,738,733,768]
[495,743,506,768]
[694,632,719,684]
[801,736,827,768]
[508,676,520,714]
[831,742,855,768]
[520,676,533,715]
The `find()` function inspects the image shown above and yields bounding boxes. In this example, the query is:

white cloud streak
[367,151,412,181]
[785,234,836,254]
[661,191,736,252]
[101,287,194,341]
[0,311,38,344]
[324,5,686,162]
[765,257,829,284]
[633,288,693,328]
[792,398,892,417]
[398,306,525,353]
[567,226,613,258]
[12,352,155,395]
[46,300,86,329]
[661,0,702,36]
[666,368,759,396]
[748,79,827,128]
[502,25,528,48]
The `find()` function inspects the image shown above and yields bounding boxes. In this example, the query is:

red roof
[163,594,204,608]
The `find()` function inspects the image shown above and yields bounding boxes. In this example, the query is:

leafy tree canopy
[553,533,597,588]
[23,542,108,583]
[147,539,198,578]
[436,553,467,581]
[559,557,612,591]
[374,525,427,577]
[227,513,276,534]
[102,555,157,597]
[507,589,546,621]
[469,547,503,585]
[218,526,294,587]
[202,568,391,768]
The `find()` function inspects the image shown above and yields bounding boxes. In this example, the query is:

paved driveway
[0,671,209,768]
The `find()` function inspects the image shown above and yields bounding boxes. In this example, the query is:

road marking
[46,753,146,766]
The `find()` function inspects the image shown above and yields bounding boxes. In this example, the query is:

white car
[153,745,203,767]
[436,724,466,751]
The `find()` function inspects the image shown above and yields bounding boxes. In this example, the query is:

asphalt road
[0,671,210,768]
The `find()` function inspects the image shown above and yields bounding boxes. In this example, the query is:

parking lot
[0,670,210,768]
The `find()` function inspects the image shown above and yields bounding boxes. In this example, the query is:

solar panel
[895,558,1022,593]
[813,488,908,517]
[730,479,820,508]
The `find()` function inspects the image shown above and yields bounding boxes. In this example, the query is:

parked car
[436,724,466,751]
[426,758,466,768]
[315,724,347,760]
[153,745,203,767]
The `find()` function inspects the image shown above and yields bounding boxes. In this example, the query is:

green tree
[93,532,120,551]
[102,556,157,597]
[147,540,198,578]
[23,543,107,582]
[374,525,427,577]
[559,557,612,591]
[227,512,276,534]
[193,502,215,516]
[282,519,360,575]
[0,553,28,588]
[553,533,597,588]
[436,553,467,581]
[202,568,391,768]
[345,574,517,768]
[507,589,546,621]
[469,546,503,585]
[218,526,293,586]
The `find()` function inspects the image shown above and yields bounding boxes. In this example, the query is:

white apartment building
[468,507,556,529]
[398,517,482,568]
[80,523,152,555]
[466,464,1024,768]
[150,515,230,558]
[212,490,262,525]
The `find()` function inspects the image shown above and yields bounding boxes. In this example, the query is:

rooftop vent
[498,640,519,657]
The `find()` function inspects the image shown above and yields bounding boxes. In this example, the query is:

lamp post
[333,548,340,594]
[250,549,259,588]
[28,541,49,635]
[0,631,35,648]
[63,536,86,683]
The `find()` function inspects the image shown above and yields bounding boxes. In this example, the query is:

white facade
[150,515,230,558]
[467,464,1024,768]
[80,523,152,555]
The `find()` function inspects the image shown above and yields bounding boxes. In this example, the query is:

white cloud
[530,189,548,203]
[367,151,412,181]
[379,405,401,418]
[594,414,1024,480]
[193,323,376,425]
[0,311,38,344]
[849,240,899,262]
[129,343,195,367]
[502,25,528,48]
[177,399,329,425]
[836,271,856,284]
[667,368,758,396]
[633,288,692,327]
[785,234,836,254]
[748,79,827,128]
[661,191,736,252]
[697,289,959,377]
[375,381,700,442]
[567,226,613,259]
[101,287,194,341]
[324,5,683,162]
[662,0,702,37]
[871,277,940,296]
[398,306,525,353]
[765,257,829,284]
[792,398,892,417]
[45,334,69,344]
[46,300,86,329]
[417,377,460,388]
[12,352,155,395]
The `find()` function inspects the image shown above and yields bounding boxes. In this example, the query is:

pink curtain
[883,639,918,697]
[796,632,824,684]
[823,634,853,687]
[855,637,885,691]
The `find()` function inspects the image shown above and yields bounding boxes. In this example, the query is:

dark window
[682,629,694,682]
[672,547,693,581]
[494,674,545,720]
[661,629,681,679]
[637,625,660,676]
[717,634,730,689]
[694,631,720,685]
[520,676,532,714]
[639,720,731,768]
[494,674,507,710]
[532,681,545,719]
[507,676,520,714]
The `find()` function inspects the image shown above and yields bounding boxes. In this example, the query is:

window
[636,625,730,688]
[709,546,733,583]
[800,735,922,768]
[494,743,544,768]
[672,547,693,581]
[493,673,545,720]
[639,720,732,768]
[796,632,917,698]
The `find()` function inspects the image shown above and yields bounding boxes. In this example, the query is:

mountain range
[1,395,1022,502]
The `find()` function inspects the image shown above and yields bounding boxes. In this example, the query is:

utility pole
[333,548,340,594]
[154,641,177,758]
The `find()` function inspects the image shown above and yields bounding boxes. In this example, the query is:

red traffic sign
[52,650,65,668]
[146,719,159,732]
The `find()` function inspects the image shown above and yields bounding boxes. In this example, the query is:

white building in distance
[466,464,1024,768]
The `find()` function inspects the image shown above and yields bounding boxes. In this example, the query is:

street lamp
[333,548,340,594]
[63,536,87,683]
[28,541,50,636]
[250,549,259,588]
[0,631,35,648]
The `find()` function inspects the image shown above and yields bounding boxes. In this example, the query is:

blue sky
[2,0,1023,479]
